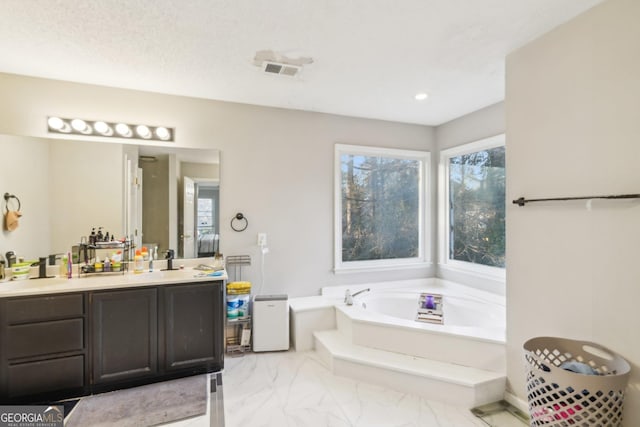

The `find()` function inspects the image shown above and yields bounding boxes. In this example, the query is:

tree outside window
[335,145,429,270]
[447,144,505,269]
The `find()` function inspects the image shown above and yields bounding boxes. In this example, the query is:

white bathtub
[322,278,506,372]
[357,288,505,332]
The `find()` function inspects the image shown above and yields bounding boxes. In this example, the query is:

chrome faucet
[344,288,370,305]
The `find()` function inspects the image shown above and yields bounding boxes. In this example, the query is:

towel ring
[3,193,21,214]
[230,212,248,232]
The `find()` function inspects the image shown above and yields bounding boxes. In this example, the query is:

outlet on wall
[257,233,267,247]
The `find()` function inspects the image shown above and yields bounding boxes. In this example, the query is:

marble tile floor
[163,350,526,427]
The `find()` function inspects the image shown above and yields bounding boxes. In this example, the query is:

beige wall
[0,135,122,260]
[181,162,219,181]
[0,73,435,296]
[506,0,640,421]
[48,139,123,253]
[0,135,51,260]
[436,102,505,151]
[141,155,170,255]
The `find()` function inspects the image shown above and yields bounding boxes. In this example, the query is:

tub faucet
[344,288,370,305]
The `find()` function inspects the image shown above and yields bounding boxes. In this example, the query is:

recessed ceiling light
[415,92,429,101]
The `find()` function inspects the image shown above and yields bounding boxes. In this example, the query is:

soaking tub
[323,278,506,372]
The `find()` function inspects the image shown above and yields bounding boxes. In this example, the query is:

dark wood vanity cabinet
[161,282,224,373]
[0,293,89,403]
[0,280,224,403]
[91,288,158,387]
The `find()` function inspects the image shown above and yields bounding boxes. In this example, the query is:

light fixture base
[47,116,174,142]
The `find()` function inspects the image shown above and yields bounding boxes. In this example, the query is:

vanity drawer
[6,293,84,323]
[7,355,85,398]
[7,318,84,359]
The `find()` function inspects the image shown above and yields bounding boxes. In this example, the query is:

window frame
[334,143,431,272]
[438,134,506,281]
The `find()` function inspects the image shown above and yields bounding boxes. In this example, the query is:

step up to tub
[314,330,505,409]
[335,306,506,373]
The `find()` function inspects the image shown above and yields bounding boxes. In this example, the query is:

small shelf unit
[78,240,132,276]
[224,254,252,356]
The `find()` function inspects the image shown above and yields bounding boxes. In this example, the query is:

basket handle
[582,344,614,361]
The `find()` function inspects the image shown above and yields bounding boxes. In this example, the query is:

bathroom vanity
[0,271,225,403]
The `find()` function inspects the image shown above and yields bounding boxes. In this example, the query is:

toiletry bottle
[104,257,111,272]
[67,252,73,278]
[134,250,144,274]
[149,254,154,272]
[60,255,68,277]
[94,256,103,273]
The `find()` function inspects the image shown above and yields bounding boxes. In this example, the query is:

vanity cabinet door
[161,281,224,373]
[91,288,158,385]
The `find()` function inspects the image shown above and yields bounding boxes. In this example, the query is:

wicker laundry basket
[523,336,630,427]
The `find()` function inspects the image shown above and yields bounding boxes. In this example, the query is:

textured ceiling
[0,0,603,125]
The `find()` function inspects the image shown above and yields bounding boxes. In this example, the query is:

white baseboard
[504,391,528,414]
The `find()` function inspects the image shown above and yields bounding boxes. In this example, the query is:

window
[335,144,430,271]
[439,135,505,278]
[197,197,214,237]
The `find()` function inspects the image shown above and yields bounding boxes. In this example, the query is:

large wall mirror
[0,134,220,263]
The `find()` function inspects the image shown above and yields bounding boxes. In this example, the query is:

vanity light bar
[47,117,174,142]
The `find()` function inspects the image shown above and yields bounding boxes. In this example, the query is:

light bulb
[155,127,171,140]
[94,121,112,135]
[71,118,90,133]
[115,123,132,137]
[136,125,151,139]
[415,92,428,101]
[47,117,71,133]
[48,117,63,130]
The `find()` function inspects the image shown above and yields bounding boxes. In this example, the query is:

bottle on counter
[134,250,144,274]
[60,255,68,277]
[66,252,73,279]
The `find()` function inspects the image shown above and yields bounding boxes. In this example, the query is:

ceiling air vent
[263,61,302,77]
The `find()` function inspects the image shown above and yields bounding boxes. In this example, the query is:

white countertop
[0,264,227,298]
